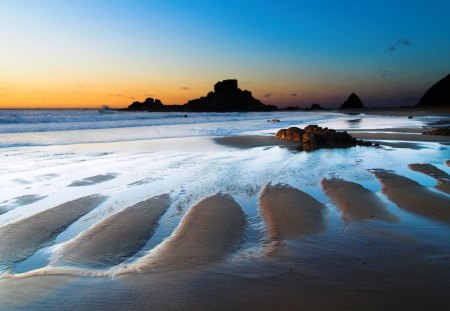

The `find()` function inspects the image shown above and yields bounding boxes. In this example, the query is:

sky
[0,0,449,109]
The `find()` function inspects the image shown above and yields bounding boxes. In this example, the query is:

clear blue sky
[1,0,449,108]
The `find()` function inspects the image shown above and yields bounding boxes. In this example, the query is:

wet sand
[0,195,107,267]
[68,173,118,187]
[121,194,245,273]
[214,135,298,149]
[321,178,398,223]
[0,194,46,215]
[408,163,450,194]
[371,169,450,224]
[349,131,450,143]
[259,184,326,241]
[53,194,170,267]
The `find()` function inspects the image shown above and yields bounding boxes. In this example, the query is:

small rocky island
[276,125,375,151]
[121,79,276,112]
[340,93,364,109]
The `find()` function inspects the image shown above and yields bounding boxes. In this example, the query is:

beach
[0,109,449,310]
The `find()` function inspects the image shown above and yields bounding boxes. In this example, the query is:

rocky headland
[417,74,450,107]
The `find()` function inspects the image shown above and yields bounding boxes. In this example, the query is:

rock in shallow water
[276,124,374,150]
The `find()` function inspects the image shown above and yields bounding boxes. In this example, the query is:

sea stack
[183,79,277,112]
[126,98,164,111]
[340,93,364,109]
[416,74,450,107]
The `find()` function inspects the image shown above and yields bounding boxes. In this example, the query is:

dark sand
[0,194,46,215]
[214,135,299,149]
[371,169,450,224]
[0,195,107,267]
[52,194,170,267]
[408,163,450,195]
[321,178,398,223]
[68,173,118,187]
[258,184,326,241]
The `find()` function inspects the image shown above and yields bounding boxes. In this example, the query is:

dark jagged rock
[340,93,364,109]
[183,79,276,112]
[417,74,450,107]
[423,126,450,136]
[276,127,304,141]
[121,79,277,112]
[126,98,164,111]
[276,124,374,151]
[310,103,322,110]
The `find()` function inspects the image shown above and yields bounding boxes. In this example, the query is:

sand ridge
[321,178,398,223]
[0,195,107,267]
[52,194,170,268]
[371,169,450,224]
[258,184,326,241]
[408,163,450,194]
[120,194,245,273]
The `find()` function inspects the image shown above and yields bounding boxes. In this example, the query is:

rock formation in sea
[183,79,277,112]
[121,79,277,112]
[126,98,164,111]
[276,125,374,151]
[340,93,364,109]
[416,74,450,107]
[310,103,322,110]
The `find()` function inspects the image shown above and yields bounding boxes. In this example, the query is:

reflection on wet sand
[0,194,46,215]
[408,163,450,194]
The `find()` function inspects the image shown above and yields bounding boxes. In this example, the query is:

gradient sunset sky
[1,0,449,109]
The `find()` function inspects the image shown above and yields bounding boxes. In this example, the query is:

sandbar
[321,178,398,223]
[121,194,245,273]
[53,194,170,267]
[0,195,107,267]
[408,163,450,194]
[258,184,326,241]
[371,169,450,224]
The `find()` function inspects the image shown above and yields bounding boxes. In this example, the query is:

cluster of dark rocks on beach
[276,125,376,151]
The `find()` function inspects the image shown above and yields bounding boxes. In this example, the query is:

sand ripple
[259,184,326,241]
[0,195,107,267]
[68,173,118,187]
[52,194,170,268]
[122,194,245,273]
[321,178,398,223]
[408,163,450,195]
[371,169,450,225]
